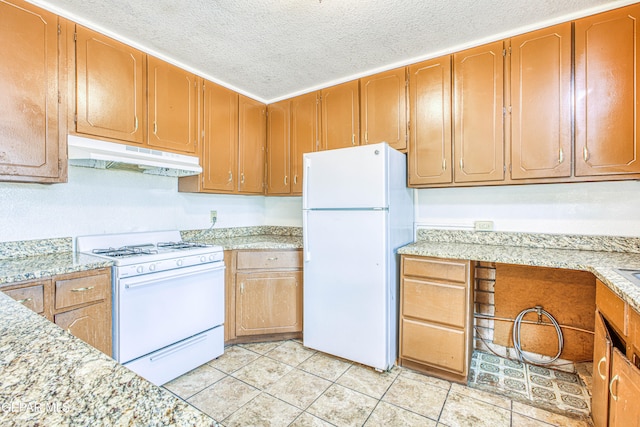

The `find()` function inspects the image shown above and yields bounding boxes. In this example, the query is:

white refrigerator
[302,142,413,371]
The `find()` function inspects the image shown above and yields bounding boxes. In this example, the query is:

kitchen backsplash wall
[2,166,639,242]
[415,180,640,237]
[0,166,269,241]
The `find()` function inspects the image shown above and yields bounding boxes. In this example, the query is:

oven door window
[116,262,224,363]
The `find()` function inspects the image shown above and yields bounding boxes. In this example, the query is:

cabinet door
[360,67,407,151]
[575,4,640,176]
[408,56,452,186]
[201,81,238,192]
[55,301,111,356]
[453,41,505,183]
[236,271,302,336]
[593,312,612,427]
[290,92,319,195]
[510,23,571,180]
[238,95,266,194]
[0,0,66,182]
[320,80,360,150]
[266,100,291,195]
[147,56,199,154]
[609,348,640,426]
[75,26,145,144]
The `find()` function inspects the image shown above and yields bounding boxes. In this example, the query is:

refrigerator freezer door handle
[303,210,311,262]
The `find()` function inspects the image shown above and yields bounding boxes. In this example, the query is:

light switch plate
[474,220,494,231]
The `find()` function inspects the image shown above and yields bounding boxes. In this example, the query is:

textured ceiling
[32,0,629,102]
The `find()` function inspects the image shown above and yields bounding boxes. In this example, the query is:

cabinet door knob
[609,374,619,401]
[228,171,233,183]
[597,356,607,380]
[558,148,564,164]
[583,146,590,162]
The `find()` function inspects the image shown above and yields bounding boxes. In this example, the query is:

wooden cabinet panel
[454,41,505,183]
[575,4,640,176]
[4,284,44,314]
[267,100,291,195]
[75,25,145,144]
[630,307,640,361]
[235,271,302,336]
[408,56,452,186]
[596,280,627,336]
[0,0,66,182]
[54,270,110,311]
[238,95,266,194]
[593,312,612,427]
[320,80,360,150]
[290,92,319,195]
[400,256,473,383]
[403,256,467,283]
[510,23,571,180]
[401,318,467,374]
[402,278,467,328]
[236,250,302,270]
[360,67,407,151]
[55,301,111,355]
[147,56,199,154]
[201,81,238,192]
[609,348,640,426]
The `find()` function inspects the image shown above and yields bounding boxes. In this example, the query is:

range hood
[67,135,202,177]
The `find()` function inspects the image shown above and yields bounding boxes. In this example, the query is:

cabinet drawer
[596,280,627,336]
[4,285,44,314]
[403,256,468,283]
[55,272,110,310]
[401,318,466,374]
[237,250,302,270]
[402,278,467,328]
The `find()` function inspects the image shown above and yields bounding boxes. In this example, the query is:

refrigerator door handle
[303,157,311,209]
[303,210,311,262]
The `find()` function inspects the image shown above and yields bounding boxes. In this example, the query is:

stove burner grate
[157,241,210,250]
[92,244,158,258]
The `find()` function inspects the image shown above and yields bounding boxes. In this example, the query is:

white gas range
[77,230,225,385]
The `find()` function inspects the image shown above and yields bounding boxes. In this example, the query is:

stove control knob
[176,259,183,267]
[200,256,206,263]
[209,255,215,262]
[149,264,156,272]
[136,266,144,274]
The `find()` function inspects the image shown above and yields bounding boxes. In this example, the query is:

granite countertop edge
[398,240,640,313]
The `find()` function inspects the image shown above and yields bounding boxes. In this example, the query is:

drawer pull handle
[16,297,33,304]
[267,257,278,261]
[71,286,95,293]
[597,356,607,380]
[609,374,619,401]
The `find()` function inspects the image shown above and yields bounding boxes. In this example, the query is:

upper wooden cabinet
[320,80,360,150]
[238,95,266,194]
[147,56,199,155]
[267,100,291,195]
[510,23,571,180]
[453,41,505,183]
[75,26,146,145]
[0,0,67,183]
[575,3,640,177]
[360,68,407,151]
[408,56,452,186]
[290,92,319,195]
[201,81,238,193]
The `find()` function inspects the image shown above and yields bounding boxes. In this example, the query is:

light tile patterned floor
[163,340,593,426]
[468,351,592,421]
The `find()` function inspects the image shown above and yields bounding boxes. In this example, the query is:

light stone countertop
[398,240,640,313]
[198,234,302,251]
[0,292,217,426]
[0,252,113,287]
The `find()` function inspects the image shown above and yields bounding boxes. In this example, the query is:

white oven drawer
[115,262,224,363]
[124,325,224,385]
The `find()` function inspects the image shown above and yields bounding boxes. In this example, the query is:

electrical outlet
[210,210,217,224]
[474,220,494,231]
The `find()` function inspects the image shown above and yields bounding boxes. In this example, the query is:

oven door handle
[124,265,224,290]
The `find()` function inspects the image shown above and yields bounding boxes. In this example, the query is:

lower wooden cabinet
[592,280,640,427]
[224,249,302,343]
[399,255,474,383]
[1,268,112,356]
